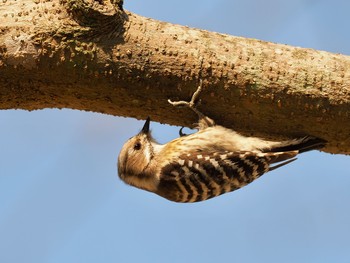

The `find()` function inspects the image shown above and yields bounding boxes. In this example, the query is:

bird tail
[268,157,297,172]
[263,151,298,172]
[266,136,326,154]
[262,136,326,172]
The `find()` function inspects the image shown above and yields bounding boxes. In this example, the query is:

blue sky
[0,1,349,263]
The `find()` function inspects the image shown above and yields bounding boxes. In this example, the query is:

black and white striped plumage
[117,83,326,203]
[157,150,296,202]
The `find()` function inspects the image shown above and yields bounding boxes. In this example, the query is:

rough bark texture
[0,0,349,154]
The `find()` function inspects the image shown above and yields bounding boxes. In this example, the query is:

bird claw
[179,127,188,137]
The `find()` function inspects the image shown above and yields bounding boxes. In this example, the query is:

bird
[117,81,326,203]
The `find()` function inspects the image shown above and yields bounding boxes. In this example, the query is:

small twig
[168,79,203,114]
[168,80,215,129]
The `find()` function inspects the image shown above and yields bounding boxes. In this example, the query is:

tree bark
[0,0,349,154]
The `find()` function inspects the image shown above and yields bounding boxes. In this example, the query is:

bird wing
[157,150,298,203]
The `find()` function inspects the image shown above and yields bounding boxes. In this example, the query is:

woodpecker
[117,81,326,203]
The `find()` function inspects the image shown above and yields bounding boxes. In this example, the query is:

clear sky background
[0,1,349,263]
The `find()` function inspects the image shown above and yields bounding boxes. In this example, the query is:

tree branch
[0,0,349,154]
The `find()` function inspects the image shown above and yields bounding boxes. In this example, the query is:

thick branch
[0,0,349,154]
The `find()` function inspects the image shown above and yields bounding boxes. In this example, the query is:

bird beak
[141,117,150,134]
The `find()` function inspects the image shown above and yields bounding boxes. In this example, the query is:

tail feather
[269,158,297,172]
[262,151,298,172]
[263,136,326,172]
[267,136,326,154]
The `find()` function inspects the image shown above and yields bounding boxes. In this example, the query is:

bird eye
[134,142,141,150]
